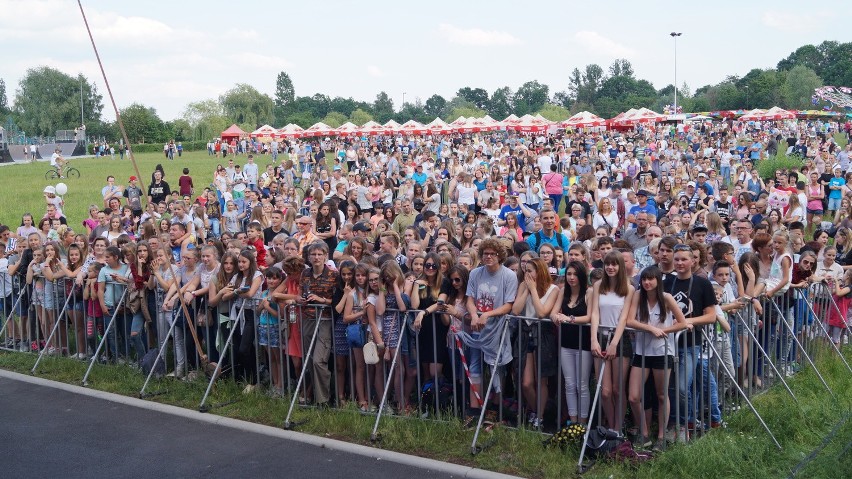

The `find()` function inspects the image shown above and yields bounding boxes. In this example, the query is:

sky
[1,0,849,122]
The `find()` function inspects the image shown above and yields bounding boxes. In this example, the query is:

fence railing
[1,274,848,464]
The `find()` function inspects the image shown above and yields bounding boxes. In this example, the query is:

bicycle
[45,164,80,180]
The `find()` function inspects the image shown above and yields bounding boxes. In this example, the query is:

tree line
[1,40,849,145]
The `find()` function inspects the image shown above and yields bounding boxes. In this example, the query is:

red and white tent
[276,123,304,139]
[357,120,389,136]
[449,116,467,128]
[398,120,429,135]
[747,106,795,121]
[737,109,767,121]
[561,111,607,128]
[383,119,402,133]
[250,124,277,139]
[302,122,336,138]
[454,117,492,133]
[511,114,550,132]
[480,115,502,131]
[425,117,452,134]
[609,108,665,126]
[501,114,520,129]
[335,121,359,137]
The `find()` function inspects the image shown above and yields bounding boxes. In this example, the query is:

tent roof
[221,124,247,136]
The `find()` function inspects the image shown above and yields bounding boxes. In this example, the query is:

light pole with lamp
[670,32,682,113]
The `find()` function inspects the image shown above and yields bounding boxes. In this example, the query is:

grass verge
[0,345,850,479]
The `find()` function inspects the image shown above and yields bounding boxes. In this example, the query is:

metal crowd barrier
[1,275,848,460]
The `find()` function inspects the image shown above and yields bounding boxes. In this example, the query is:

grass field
[0,346,849,478]
[0,150,278,229]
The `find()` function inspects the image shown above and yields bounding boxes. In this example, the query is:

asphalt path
[0,376,462,479]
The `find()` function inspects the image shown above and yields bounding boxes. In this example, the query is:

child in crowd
[258,267,284,395]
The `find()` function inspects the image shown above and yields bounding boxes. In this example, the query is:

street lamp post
[402,92,406,108]
[670,32,682,113]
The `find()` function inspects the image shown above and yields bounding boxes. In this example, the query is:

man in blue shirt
[627,190,658,227]
[526,207,569,252]
[498,194,524,231]
[828,165,846,213]
[696,172,714,196]
[412,164,428,185]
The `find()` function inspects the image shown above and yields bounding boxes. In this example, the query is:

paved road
[0,377,459,479]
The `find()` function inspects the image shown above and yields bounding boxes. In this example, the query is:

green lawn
[0,346,849,479]
[0,150,281,229]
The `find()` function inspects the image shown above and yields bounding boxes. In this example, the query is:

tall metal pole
[670,32,682,113]
[80,76,84,128]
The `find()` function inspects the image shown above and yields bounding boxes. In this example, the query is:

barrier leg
[31,291,74,374]
[801,291,852,373]
[82,289,128,386]
[736,313,798,403]
[769,299,834,398]
[471,318,511,455]
[283,312,323,429]
[139,311,181,398]
[701,329,781,449]
[371,321,408,442]
[577,361,607,473]
[199,303,246,411]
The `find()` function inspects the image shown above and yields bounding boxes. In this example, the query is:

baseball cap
[698,172,707,178]
[637,189,650,197]
[129,176,138,181]
[43,186,56,194]
[353,222,371,233]
[687,181,696,187]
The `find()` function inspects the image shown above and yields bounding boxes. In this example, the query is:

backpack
[534,230,565,251]
[584,426,626,458]
[141,348,166,378]
[420,377,453,413]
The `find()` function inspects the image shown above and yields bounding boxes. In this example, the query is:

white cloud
[366,65,384,77]
[438,23,521,46]
[573,31,636,58]
[762,11,831,33]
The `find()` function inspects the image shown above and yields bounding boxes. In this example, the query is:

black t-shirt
[566,199,591,219]
[560,293,590,350]
[148,180,171,204]
[263,226,287,245]
[663,274,716,347]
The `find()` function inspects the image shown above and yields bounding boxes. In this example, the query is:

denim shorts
[257,322,280,348]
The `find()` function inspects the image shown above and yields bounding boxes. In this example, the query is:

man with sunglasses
[728,218,753,261]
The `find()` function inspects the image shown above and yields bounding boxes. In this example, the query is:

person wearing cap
[828,165,846,215]
[684,182,700,211]
[626,189,657,228]
[123,176,144,218]
[696,172,714,196]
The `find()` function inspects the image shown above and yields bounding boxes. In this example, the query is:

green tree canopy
[14,67,103,136]
[219,83,274,128]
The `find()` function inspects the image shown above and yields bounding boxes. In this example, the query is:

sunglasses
[800,260,814,266]
[424,263,438,270]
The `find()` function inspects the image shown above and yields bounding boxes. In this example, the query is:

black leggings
[234,310,257,384]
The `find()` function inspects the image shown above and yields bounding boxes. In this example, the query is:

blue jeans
[103,307,119,360]
[548,194,563,212]
[720,166,730,186]
[208,218,221,238]
[130,311,146,359]
[671,345,699,426]
[690,358,721,424]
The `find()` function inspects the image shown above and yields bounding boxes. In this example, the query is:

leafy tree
[777,44,823,73]
[514,81,549,116]
[373,91,395,123]
[456,87,489,110]
[120,103,165,143]
[449,105,486,121]
[274,71,295,108]
[537,104,570,121]
[182,99,229,141]
[0,78,7,114]
[424,94,447,118]
[781,65,822,109]
[398,100,429,123]
[321,111,347,128]
[608,59,634,78]
[569,64,605,108]
[329,96,358,118]
[552,90,572,109]
[219,83,274,127]
[488,87,514,119]
[14,67,103,136]
[349,108,373,125]
[164,118,192,142]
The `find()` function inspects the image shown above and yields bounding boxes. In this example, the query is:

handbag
[363,337,379,365]
[345,322,366,348]
[127,286,142,314]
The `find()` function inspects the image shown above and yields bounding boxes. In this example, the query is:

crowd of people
[1,116,851,450]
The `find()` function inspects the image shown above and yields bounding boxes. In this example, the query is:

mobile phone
[239,286,250,293]
[437,299,445,306]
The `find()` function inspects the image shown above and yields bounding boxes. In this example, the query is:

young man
[711,185,734,234]
[525,208,569,252]
[263,210,287,245]
[664,244,717,441]
[465,238,518,397]
[298,242,338,406]
[123,176,144,218]
[97,246,129,363]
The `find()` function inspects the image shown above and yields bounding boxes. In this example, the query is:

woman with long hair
[626,266,689,449]
[222,249,264,390]
[374,261,410,412]
[736,252,765,388]
[498,212,523,241]
[511,257,560,428]
[341,262,370,408]
[315,200,339,252]
[589,251,634,431]
[551,261,593,424]
[411,252,449,383]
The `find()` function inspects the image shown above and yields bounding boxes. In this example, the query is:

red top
[178,175,194,196]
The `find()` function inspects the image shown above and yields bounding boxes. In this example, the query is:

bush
[755,152,806,180]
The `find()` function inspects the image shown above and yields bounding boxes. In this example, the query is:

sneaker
[76,353,88,360]
[635,435,652,448]
[47,347,58,356]
[242,384,257,394]
[652,439,666,452]
[19,343,30,352]
[30,341,40,352]
[677,427,689,443]
[711,420,727,429]
[116,358,127,366]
